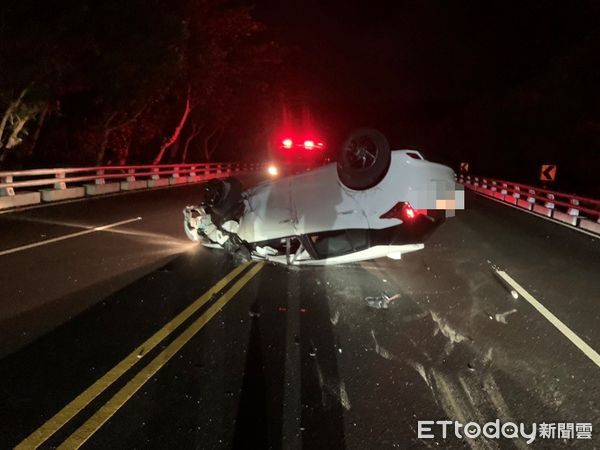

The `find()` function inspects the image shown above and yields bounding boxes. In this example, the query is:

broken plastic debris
[330,310,340,325]
[494,309,517,324]
[365,293,401,309]
[254,245,278,257]
[366,295,389,309]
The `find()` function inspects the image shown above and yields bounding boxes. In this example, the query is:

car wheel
[337,128,391,190]
[203,177,244,225]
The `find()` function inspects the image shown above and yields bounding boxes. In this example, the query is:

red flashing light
[282,138,293,149]
[304,140,315,150]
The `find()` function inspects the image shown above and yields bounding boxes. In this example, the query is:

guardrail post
[0,176,15,196]
[0,174,42,208]
[120,167,146,191]
[147,167,168,188]
[95,170,106,185]
[42,170,84,202]
[54,171,67,190]
[512,186,520,205]
[526,189,536,211]
[169,166,186,185]
[187,165,201,183]
[567,199,580,217]
[491,180,497,192]
[500,183,508,201]
[542,193,555,217]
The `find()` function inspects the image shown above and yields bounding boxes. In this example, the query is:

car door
[289,164,370,235]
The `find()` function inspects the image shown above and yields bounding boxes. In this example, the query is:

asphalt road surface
[0,178,598,449]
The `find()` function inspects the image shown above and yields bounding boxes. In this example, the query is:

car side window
[310,229,369,258]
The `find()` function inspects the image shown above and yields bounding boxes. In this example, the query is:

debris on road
[365,293,401,309]
[330,310,340,325]
[494,309,517,324]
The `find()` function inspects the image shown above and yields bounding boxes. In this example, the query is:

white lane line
[495,269,600,368]
[0,217,142,257]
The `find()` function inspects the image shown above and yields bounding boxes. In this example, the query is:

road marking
[58,262,264,449]
[495,269,600,369]
[16,262,251,449]
[0,217,143,257]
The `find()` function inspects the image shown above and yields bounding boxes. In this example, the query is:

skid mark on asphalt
[321,261,559,448]
[370,329,395,361]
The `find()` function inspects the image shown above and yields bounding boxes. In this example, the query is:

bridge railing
[0,162,265,210]
[456,173,600,235]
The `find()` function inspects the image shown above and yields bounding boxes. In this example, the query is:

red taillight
[282,138,293,149]
[304,140,315,150]
[380,202,422,221]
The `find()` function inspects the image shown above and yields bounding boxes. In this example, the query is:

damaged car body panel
[183,129,464,265]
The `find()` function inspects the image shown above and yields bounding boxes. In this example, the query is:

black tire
[203,177,244,225]
[337,128,391,190]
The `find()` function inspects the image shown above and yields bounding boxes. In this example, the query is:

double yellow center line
[17,261,264,449]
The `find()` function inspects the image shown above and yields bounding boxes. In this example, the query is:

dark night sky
[251,0,600,193]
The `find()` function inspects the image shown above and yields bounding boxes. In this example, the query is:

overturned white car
[183,129,464,265]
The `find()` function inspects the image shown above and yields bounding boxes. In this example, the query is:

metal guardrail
[457,174,600,236]
[0,162,265,210]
